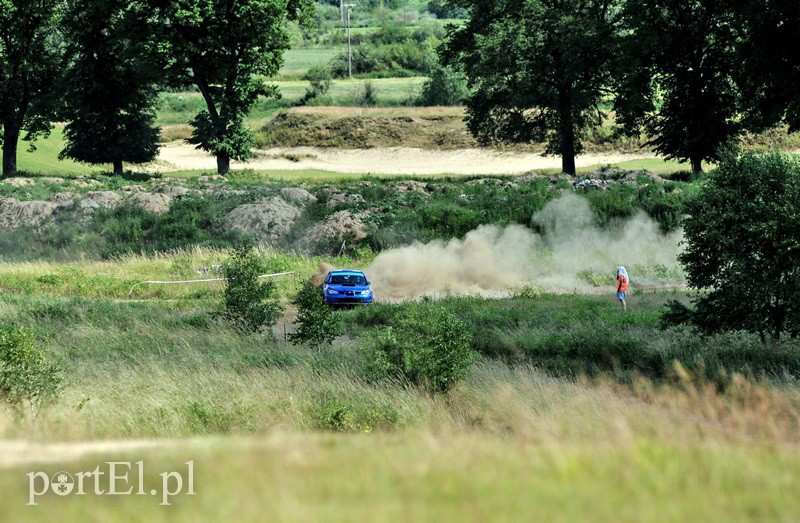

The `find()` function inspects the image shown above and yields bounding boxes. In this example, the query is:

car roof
[329,269,365,275]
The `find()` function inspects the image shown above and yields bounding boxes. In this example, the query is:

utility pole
[345,4,355,80]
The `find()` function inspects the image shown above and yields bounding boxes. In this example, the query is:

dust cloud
[366,193,683,299]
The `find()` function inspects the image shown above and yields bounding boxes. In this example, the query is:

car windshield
[329,274,367,285]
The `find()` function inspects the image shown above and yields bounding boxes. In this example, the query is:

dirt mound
[46,192,79,204]
[154,184,193,198]
[81,191,123,208]
[301,210,369,253]
[280,187,317,203]
[394,180,430,194]
[0,198,56,229]
[326,192,365,208]
[1,177,35,187]
[129,192,173,214]
[225,197,301,242]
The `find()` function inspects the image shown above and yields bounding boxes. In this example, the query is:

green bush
[289,281,341,349]
[301,65,333,105]
[417,65,468,106]
[361,305,476,392]
[222,240,283,332]
[356,80,380,107]
[0,325,63,420]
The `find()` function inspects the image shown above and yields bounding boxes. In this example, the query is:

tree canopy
[151,0,314,174]
[441,0,619,175]
[615,0,741,173]
[60,0,163,174]
[0,0,62,176]
[680,151,800,342]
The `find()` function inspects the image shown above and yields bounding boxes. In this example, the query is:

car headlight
[326,288,338,295]
[362,289,371,296]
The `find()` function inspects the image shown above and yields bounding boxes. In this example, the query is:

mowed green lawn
[1,129,106,176]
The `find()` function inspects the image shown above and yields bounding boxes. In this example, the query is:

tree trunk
[562,151,576,176]
[217,153,230,175]
[113,159,124,176]
[2,123,20,177]
[690,155,703,174]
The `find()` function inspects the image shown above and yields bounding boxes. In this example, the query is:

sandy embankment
[154,142,657,176]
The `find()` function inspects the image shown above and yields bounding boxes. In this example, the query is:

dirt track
[155,142,657,175]
[0,439,165,469]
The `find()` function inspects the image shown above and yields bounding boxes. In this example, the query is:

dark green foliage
[427,0,467,19]
[585,183,687,233]
[60,0,162,174]
[222,240,283,332]
[301,65,334,104]
[361,304,476,392]
[441,0,620,175]
[615,0,741,173]
[152,0,315,174]
[0,325,63,420]
[680,151,800,342]
[734,0,800,133]
[660,299,694,330]
[289,281,341,348]
[0,0,62,176]
[330,41,437,78]
[329,20,439,78]
[417,64,468,106]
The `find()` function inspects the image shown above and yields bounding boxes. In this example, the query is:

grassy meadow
[1,259,800,520]
[0,168,799,519]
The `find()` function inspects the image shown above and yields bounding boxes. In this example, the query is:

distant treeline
[1,0,798,177]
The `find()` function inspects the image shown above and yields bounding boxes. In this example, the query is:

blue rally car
[322,270,374,305]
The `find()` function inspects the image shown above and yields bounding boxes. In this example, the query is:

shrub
[417,64,468,106]
[681,150,800,342]
[301,65,333,105]
[362,305,476,392]
[222,240,283,332]
[0,326,63,420]
[356,80,379,107]
[289,281,341,349]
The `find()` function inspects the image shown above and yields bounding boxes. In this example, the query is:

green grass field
[276,48,340,80]
[0,255,798,520]
[2,129,107,176]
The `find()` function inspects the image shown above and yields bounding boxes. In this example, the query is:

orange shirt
[617,274,628,292]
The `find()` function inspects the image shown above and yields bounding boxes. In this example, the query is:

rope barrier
[128,271,296,295]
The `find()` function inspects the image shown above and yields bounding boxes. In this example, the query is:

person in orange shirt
[616,266,629,311]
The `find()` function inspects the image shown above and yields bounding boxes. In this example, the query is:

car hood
[325,284,371,292]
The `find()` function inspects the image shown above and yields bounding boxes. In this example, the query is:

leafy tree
[441,0,620,175]
[289,281,340,348]
[417,64,468,106]
[151,0,314,174]
[734,0,800,133]
[0,0,62,177]
[60,0,162,175]
[0,325,63,421]
[222,240,283,332]
[615,0,740,173]
[680,150,800,343]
